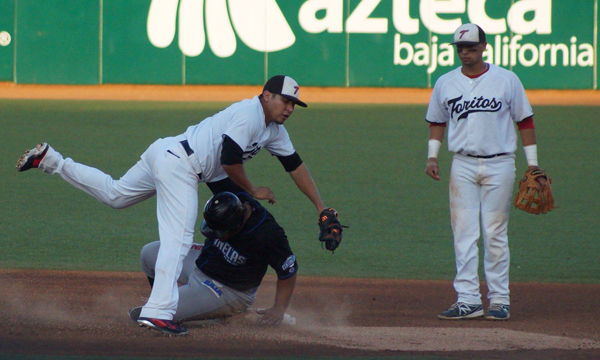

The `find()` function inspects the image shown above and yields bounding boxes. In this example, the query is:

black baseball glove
[318,208,347,253]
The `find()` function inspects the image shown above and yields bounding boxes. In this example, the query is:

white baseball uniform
[426,63,533,306]
[37,95,296,320]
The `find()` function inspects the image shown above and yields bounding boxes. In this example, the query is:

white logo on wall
[147,0,295,57]
[387,0,594,72]
[147,0,594,71]
[298,0,593,72]
[0,31,11,46]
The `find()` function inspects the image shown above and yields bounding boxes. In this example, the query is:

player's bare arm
[519,128,540,168]
[257,273,297,325]
[222,163,276,204]
[426,125,445,180]
[289,163,327,213]
[518,127,546,186]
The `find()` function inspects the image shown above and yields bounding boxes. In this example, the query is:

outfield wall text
[0,0,597,89]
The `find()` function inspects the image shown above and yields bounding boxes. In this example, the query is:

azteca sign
[147,0,594,71]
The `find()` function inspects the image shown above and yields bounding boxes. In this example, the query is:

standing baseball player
[16,75,336,333]
[129,191,298,335]
[425,24,543,320]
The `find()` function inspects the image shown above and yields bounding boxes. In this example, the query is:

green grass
[1,100,599,283]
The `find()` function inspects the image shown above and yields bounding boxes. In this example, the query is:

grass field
[1,99,599,283]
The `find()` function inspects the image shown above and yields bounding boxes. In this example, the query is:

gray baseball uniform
[139,192,298,322]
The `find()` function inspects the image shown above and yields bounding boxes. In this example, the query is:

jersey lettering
[448,95,502,121]
[213,239,247,265]
[243,142,262,161]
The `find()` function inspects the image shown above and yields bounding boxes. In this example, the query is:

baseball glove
[513,168,555,215]
[318,208,347,253]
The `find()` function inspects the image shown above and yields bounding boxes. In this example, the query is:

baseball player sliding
[129,191,298,336]
[425,24,544,320]
[16,75,337,335]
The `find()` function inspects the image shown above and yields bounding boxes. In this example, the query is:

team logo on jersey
[282,255,296,271]
[282,255,297,274]
[448,95,502,122]
[212,239,247,265]
[243,142,261,161]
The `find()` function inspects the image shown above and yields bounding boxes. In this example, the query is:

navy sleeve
[221,135,244,165]
[265,226,298,279]
[276,152,303,172]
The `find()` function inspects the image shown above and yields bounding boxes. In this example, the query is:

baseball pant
[449,154,516,306]
[140,241,255,322]
[38,136,200,320]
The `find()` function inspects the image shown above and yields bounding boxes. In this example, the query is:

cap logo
[263,75,308,107]
[459,30,469,39]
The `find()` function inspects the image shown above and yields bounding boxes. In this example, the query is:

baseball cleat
[137,317,189,336]
[438,302,484,320]
[128,306,142,322]
[484,303,510,320]
[16,142,49,172]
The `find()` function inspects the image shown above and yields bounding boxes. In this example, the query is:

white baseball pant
[39,135,199,320]
[449,154,516,306]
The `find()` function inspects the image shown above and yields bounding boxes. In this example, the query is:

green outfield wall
[0,0,597,89]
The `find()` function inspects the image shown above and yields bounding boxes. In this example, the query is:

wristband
[523,144,538,166]
[428,139,442,159]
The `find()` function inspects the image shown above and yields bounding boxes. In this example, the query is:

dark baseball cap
[263,75,307,108]
[451,23,487,46]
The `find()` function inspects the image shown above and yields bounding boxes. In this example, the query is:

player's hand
[251,186,276,204]
[528,165,546,187]
[425,158,440,180]
[256,307,285,325]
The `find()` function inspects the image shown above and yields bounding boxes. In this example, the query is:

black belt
[180,140,194,156]
[180,140,202,179]
[467,153,509,159]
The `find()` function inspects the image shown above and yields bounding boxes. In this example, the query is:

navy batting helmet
[200,192,246,239]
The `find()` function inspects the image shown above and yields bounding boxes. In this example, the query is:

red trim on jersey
[429,122,447,128]
[465,63,490,79]
[517,116,535,130]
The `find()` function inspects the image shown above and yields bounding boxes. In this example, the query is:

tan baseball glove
[513,168,555,215]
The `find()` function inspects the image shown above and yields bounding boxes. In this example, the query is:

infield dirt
[1,269,600,359]
[1,82,600,105]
